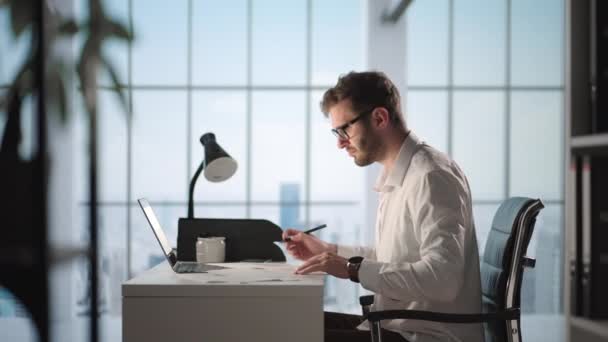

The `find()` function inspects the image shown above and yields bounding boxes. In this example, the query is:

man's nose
[337,136,349,149]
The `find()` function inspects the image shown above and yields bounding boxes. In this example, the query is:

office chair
[360,197,544,342]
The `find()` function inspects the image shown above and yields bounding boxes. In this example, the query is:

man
[283,71,484,342]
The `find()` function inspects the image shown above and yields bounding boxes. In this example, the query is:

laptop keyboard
[174,262,227,273]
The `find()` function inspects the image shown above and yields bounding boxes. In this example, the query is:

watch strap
[347,256,363,283]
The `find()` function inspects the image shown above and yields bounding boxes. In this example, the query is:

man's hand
[282,228,336,261]
[295,252,349,279]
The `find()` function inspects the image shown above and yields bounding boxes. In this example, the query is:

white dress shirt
[338,132,484,342]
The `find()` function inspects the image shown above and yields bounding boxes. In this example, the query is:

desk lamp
[187,133,237,218]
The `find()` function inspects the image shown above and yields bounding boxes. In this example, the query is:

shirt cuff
[358,259,383,292]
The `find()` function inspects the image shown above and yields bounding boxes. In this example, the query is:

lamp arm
[188,160,205,219]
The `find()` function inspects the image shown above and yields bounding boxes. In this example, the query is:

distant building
[280,183,301,229]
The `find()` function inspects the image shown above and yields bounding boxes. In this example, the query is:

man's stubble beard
[353,127,382,167]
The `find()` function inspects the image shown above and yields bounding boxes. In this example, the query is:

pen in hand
[283,224,327,242]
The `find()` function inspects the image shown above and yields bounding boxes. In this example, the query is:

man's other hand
[294,252,349,279]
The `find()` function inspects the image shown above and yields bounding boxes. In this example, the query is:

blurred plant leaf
[58,20,80,36]
[1,83,23,153]
[9,0,33,36]
[106,21,132,41]
[46,67,68,123]
[101,55,129,115]
[77,44,100,115]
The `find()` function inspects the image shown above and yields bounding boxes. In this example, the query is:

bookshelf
[570,134,608,154]
[565,0,608,341]
[570,318,608,339]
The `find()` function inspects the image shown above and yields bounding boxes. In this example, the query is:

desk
[122,262,324,342]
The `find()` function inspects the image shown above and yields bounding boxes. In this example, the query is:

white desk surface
[123,262,325,298]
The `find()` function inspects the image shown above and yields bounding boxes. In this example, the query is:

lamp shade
[200,133,237,182]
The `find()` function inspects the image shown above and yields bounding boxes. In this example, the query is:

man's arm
[336,244,376,260]
[293,243,376,277]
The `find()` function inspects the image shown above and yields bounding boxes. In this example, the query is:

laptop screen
[137,198,174,259]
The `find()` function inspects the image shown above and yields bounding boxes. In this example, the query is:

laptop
[137,198,227,273]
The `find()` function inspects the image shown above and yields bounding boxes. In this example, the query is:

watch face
[349,256,364,263]
[347,256,363,283]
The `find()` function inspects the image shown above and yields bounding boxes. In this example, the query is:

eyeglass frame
[331,108,375,140]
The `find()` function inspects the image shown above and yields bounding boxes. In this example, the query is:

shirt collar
[374,131,422,192]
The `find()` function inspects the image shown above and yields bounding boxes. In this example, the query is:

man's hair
[320,71,404,126]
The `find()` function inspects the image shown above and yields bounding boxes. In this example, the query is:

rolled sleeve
[337,244,376,260]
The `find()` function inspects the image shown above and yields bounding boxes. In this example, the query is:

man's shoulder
[410,144,455,175]
[406,144,469,191]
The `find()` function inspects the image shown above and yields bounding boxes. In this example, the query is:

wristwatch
[347,256,364,283]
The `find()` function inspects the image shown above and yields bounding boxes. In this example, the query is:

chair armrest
[360,295,374,306]
[365,308,520,324]
[360,295,375,318]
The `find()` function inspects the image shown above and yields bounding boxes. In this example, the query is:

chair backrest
[480,197,544,342]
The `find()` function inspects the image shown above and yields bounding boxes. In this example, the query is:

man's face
[329,100,379,167]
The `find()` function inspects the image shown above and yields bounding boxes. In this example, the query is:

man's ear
[371,107,390,129]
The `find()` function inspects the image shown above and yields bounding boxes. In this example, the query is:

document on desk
[194,262,323,285]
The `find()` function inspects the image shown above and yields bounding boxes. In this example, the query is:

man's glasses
[331,109,373,140]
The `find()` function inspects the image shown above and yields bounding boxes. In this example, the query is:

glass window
[521,204,563,314]
[311,205,366,314]
[406,0,449,86]
[71,206,126,341]
[251,91,306,201]
[74,91,128,202]
[98,91,129,202]
[252,0,306,85]
[510,91,563,200]
[250,206,281,227]
[192,0,247,85]
[405,90,448,153]
[250,205,306,230]
[324,277,361,314]
[311,0,364,86]
[191,91,247,202]
[131,91,187,201]
[100,0,129,88]
[453,0,506,86]
[49,259,89,341]
[132,0,188,85]
[76,0,129,87]
[98,206,128,317]
[0,8,31,85]
[310,91,366,202]
[193,205,247,220]
[310,205,366,256]
[511,0,564,86]
[453,91,505,200]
